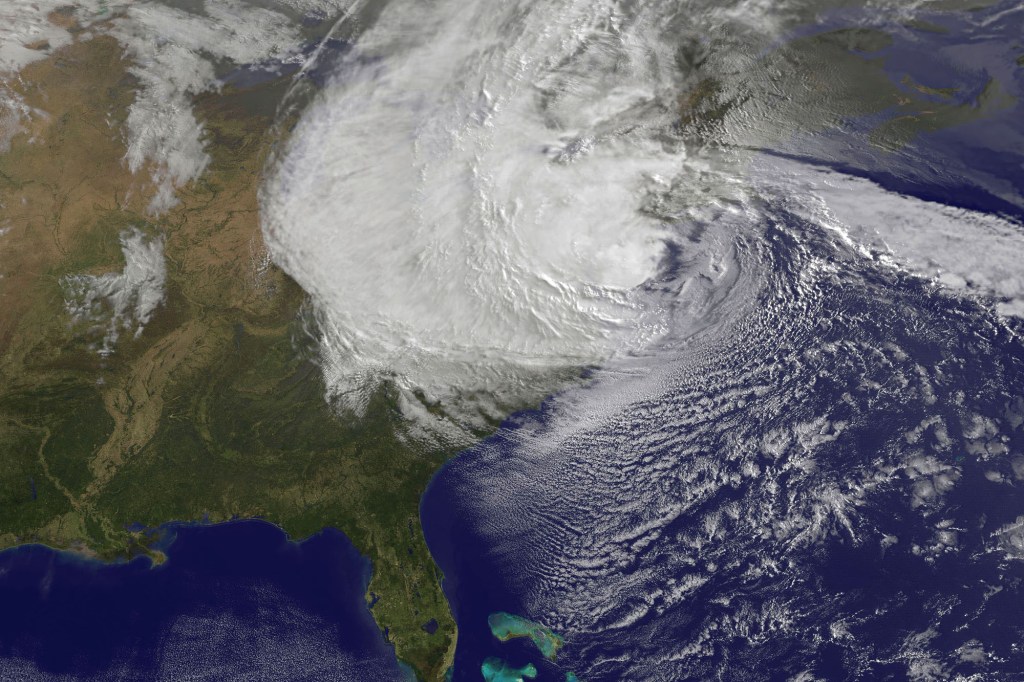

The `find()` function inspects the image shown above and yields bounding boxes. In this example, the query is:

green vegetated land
[488,612,564,662]
[2,12,1009,682]
[0,28,456,680]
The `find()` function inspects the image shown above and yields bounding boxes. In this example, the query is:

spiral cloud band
[261,0,707,431]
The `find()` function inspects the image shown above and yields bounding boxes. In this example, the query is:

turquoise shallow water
[419,2,1024,680]
[481,657,538,681]
[487,612,563,661]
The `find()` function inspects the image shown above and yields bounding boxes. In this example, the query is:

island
[488,612,565,662]
[481,657,538,682]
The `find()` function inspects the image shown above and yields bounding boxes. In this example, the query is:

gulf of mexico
[0,519,406,680]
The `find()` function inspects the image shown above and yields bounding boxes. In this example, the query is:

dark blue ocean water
[3,4,1022,682]
[420,5,1024,680]
[423,406,574,682]
[0,520,405,681]
[771,0,1024,224]
[421,212,1024,682]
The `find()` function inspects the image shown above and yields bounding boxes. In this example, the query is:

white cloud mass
[63,228,167,355]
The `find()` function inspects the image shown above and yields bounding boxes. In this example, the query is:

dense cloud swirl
[260,0,752,435]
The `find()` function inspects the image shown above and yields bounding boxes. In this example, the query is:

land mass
[488,612,564,662]
[0,28,458,681]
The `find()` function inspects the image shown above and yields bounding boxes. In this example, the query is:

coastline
[420,397,575,682]
[0,518,409,679]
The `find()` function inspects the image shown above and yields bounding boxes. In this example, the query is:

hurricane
[0,0,1018,679]
[258,0,1024,677]
[349,0,1024,679]
[258,0,770,435]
